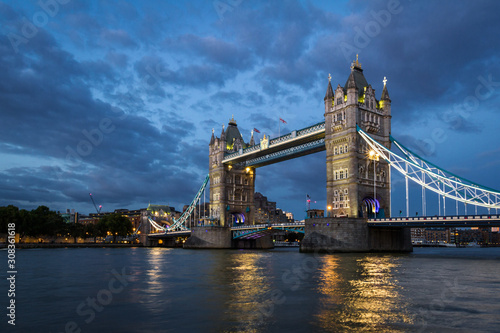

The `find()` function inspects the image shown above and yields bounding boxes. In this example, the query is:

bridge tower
[208,116,255,227]
[324,56,392,218]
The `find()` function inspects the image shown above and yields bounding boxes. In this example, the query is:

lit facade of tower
[324,56,392,218]
[208,117,255,226]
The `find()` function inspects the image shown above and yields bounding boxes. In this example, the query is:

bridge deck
[368,215,500,227]
[148,216,499,239]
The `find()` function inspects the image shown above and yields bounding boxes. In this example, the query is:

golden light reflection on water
[141,248,171,314]
[315,255,413,332]
[219,252,273,333]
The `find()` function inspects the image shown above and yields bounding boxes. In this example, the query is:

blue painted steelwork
[357,125,500,210]
[169,174,209,231]
[147,174,209,232]
[232,223,305,239]
[223,122,325,163]
[245,138,325,167]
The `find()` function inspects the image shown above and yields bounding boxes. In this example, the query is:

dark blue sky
[1,0,500,218]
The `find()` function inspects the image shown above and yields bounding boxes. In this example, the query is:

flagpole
[278,118,280,138]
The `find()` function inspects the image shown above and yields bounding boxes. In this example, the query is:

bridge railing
[269,133,293,145]
[295,121,325,137]
[232,222,305,229]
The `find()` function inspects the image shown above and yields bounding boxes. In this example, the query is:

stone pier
[183,226,233,249]
[300,217,412,253]
[183,226,274,249]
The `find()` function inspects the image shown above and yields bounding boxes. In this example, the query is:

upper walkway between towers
[222,122,326,167]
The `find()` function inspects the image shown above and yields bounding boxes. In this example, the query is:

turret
[324,73,334,114]
[249,130,255,146]
[209,128,215,145]
[345,54,365,105]
[380,76,391,114]
[380,76,392,138]
[220,124,226,150]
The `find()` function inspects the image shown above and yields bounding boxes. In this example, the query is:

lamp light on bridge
[327,205,332,217]
[369,149,380,161]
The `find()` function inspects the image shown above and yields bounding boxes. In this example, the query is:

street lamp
[327,205,332,217]
[369,150,379,217]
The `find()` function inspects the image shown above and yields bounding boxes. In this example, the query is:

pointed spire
[324,73,334,100]
[209,128,215,145]
[381,76,390,101]
[220,124,226,141]
[249,130,255,146]
[346,71,356,89]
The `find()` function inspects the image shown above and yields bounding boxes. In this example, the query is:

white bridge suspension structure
[357,126,500,217]
[147,174,210,232]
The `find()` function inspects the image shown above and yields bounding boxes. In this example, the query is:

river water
[3,247,500,332]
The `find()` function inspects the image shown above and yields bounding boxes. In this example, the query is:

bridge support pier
[183,226,275,249]
[232,234,274,249]
[139,234,153,247]
[184,226,233,249]
[300,218,412,253]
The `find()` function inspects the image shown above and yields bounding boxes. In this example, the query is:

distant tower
[324,56,392,218]
[208,116,256,226]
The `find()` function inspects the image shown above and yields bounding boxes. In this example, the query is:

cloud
[165,34,254,70]
[0,13,207,213]
[100,29,138,49]
[210,90,265,108]
[134,54,236,89]
[1,0,500,219]
[392,134,437,158]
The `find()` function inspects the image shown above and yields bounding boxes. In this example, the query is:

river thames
[4,247,500,332]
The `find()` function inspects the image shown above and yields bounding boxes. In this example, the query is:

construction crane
[89,193,102,214]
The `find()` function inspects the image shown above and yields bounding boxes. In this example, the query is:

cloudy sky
[1,0,500,218]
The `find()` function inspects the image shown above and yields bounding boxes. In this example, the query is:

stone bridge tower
[208,117,255,226]
[324,56,392,218]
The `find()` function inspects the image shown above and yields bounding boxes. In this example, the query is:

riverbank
[0,243,144,249]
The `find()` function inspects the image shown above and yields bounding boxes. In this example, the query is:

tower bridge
[207,55,392,229]
[143,56,500,252]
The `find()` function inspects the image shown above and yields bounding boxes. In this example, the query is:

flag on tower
[253,128,261,133]
[279,117,287,124]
